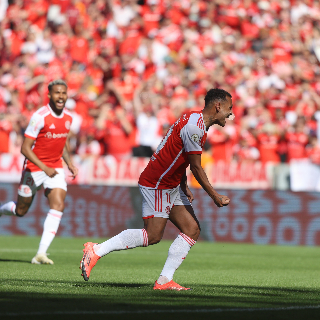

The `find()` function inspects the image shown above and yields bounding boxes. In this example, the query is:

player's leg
[32,169,67,264]
[31,187,66,265]
[94,217,166,258]
[0,170,38,217]
[80,218,167,281]
[80,187,168,281]
[0,194,34,217]
[154,205,199,290]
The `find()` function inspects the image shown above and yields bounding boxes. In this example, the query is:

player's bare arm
[62,140,78,179]
[21,137,58,178]
[188,153,230,207]
[180,171,194,203]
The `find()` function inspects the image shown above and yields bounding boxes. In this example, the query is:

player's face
[48,85,68,112]
[217,96,233,127]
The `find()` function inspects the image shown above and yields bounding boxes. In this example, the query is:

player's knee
[185,225,201,241]
[50,202,64,212]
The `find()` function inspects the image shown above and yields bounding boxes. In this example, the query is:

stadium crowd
[1,0,320,164]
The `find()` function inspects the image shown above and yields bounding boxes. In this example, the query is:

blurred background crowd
[1,0,320,165]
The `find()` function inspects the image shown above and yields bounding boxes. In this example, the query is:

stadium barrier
[0,153,281,189]
[2,153,320,191]
[1,183,319,246]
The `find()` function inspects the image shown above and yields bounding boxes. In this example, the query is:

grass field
[0,235,319,320]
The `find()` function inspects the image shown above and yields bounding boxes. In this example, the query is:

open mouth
[56,100,64,108]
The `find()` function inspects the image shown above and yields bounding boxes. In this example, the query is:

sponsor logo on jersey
[65,120,71,130]
[45,132,68,139]
[49,123,56,129]
[191,134,200,143]
[31,120,36,126]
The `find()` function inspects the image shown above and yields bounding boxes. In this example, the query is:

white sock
[158,232,196,284]
[94,229,148,257]
[37,209,63,254]
[0,201,16,216]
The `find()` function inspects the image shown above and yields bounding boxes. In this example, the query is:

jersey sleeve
[24,112,44,140]
[180,124,203,154]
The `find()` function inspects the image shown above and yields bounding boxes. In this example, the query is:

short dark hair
[204,88,232,106]
[48,79,68,92]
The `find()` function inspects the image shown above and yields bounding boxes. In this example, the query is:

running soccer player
[0,79,78,264]
[80,88,233,290]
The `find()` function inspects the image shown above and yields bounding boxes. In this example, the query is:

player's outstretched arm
[188,154,230,208]
[21,137,58,178]
[62,142,78,179]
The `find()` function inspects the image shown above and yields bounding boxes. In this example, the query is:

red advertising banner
[1,183,319,246]
[0,154,272,189]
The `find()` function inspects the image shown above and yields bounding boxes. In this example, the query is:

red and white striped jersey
[139,111,207,189]
[23,104,73,172]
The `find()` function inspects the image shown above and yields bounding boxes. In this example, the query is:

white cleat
[31,253,54,265]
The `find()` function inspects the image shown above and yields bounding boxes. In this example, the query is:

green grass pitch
[0,235,319,320]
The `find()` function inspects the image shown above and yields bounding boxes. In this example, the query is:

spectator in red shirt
[96,105,135,159]
[207,121,238,162]
[233,137,260,162]
[0,115,12,153]
[306,135,320,165]
[257,123,281,163]
[286,117,309,162]
[141,3,163,37]
[24,0,49,31]
[69,27,89,65]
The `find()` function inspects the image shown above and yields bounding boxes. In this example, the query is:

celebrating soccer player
[80,88,233,290]
[0,79,78,264]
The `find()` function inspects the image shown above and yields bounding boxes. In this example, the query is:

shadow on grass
[0,258,31,263]
[1,279,319,311]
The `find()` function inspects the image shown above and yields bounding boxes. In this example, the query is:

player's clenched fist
[44,167,58,178]
[68,164,78,180]
[213,194,230,208]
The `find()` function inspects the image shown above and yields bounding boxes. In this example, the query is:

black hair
[204,88,232,106]
[48,79,68,92]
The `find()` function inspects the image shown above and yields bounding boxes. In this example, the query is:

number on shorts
[26,177,34,186]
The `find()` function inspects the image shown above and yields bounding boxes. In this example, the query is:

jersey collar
[47,104,65,119]
[201,112,208,133]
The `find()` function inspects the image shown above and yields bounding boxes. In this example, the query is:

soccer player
[0,79,78,264]
[80,88,233,290]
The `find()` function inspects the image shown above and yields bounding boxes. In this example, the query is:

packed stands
[1,0,320,165]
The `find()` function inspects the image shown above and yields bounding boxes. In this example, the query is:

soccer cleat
[153,280,191,291]
[80,242,100,281]
[31,253,54,265]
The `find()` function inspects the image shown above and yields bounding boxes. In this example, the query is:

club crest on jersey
[191,134,200,143]
[65,121,71,130]
[165,206,170,214]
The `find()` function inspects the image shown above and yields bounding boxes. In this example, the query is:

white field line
[2,305,320,316]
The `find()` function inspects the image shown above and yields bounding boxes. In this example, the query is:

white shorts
[139,184,191,219]
[18,168,67,197]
